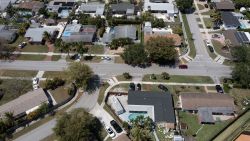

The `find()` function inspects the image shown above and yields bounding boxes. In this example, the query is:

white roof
[110,96,125,115]
[144,0,175,13]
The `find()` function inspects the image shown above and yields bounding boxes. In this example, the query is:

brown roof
[144,34,182,46]
[179,93,235,111]
[236,132,250,141]
[215,1,235,10]
[223,30,241,47]
[113,133,131,141]
[19,1,44,12]
[0,88,48,117]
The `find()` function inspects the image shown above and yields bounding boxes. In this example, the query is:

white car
[105,126,116,138]
[33,77,39,85]
[101,56,111,61]
[205,40,211,46]
[18,42,27,48]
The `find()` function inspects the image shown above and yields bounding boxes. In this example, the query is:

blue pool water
[128,113,146,121]
[241,23,247,29]
[62,31,71,37]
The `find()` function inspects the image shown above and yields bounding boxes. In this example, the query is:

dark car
[137,83,141,91]
[110,120,122,133]
[179,64,188,69]
[207,45,214,53]
[158,84,168,92]
[129,83,135,91]
[215,85,224,93]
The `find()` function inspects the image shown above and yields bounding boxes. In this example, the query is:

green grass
[213,111,250,141]
[97,83,109,105]
[49,86,70,103]
[223,59,234,66]
[201,9,214,15]
[182,14,196,58]
[114,56,125,64]
[179,111,232,141]
[0,70,37,77]
[142,74,214,84]
[116,74,132,81]
[229,88,250,110]
[11,36,48,52]
[212,40,232,59]
[51,55,61,61]
[43,71,67,79]
[15,54,46,61]
[197,4,205,10]
[203,18,213,29]
[0,79,32,106]
[87,45,104,54]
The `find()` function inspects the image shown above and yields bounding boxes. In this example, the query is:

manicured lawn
[15,54,46,61]
[0,70,37,77]
[87,45,104,54]
[203,18,213,29]
[50,86,70,104]
[197,4,205,10]
[182,14,196,58]
[110,83,129,92]
[179,111,232,141]
[142,74,214,84]
[116,74,132,81]
[201,9,214,15]
[51,55,61,61]
[97,83,109,105]
[0,79,32,106]
[213,111,250,141]
[114,56,125,64]
[43,71,67,79]
[11,36,48,52]
[212,40,232,59]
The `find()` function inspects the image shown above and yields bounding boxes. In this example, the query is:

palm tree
[43,31,51,43]
[61,42,71,56]
[210,11,221,23]
[4,112,15,128]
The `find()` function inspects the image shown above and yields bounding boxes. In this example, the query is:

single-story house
[144,22,173,35]
[221,12,241,30]
[110,3,135,16]
[0,0,16,11]
[215,1,235,11]
[179,93,235,124]
[0,25,17,43]
[128,91,176,129]
[47,0,75,12]
[144,0,177,14]
[78,2,105,17]
[223,29,250,47]
[61,23,96,43]
[102,25,137,43]
[25,26,60,44]
[144,34,182,46]
[0,88,49,118]
[18,1,44,13]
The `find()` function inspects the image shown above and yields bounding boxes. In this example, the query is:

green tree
[53,108,103,141]
[110,38,133,49]
[75,42,88,55]
[176,0,194,13]
[43,31,51,42]
[121,44,149,66]
[130,116,154,141]
[4,112,15,128]
[233,0,250,9]
[65,62,93,89]
[0,41,15,60]
[18,23,30,36]
[0,119,7,140]
[161,72,170,80]
[146,36,177,64]
[38,7,49,17]
[123,72,132,79]
[6,3,16,17]
[44,77,65,90]
[210,11,221,23]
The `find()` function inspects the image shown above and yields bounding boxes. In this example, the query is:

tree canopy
[65,62,93,89]
[176,0,194,13]
[53,108,103,141]
[121,44,149,66]
[233,0,250,9]
[145,36,177,64]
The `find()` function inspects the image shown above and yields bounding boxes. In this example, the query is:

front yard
[0,70,37,77]
[203,18,213,29]
[212,40,232,59]
[15,54,46,61]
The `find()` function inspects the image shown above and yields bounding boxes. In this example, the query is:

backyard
[49,86,70,104]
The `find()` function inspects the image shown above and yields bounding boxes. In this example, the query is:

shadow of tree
[86,75,101,93]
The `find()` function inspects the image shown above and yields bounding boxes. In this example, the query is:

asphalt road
[0,60,231,78]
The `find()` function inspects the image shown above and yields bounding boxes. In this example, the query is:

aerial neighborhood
[0,0,250,141]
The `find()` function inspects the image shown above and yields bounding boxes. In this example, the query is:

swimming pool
[62,31,71,37]
[128,113,146,121]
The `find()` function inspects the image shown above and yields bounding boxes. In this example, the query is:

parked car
[105,126,116,138]
[33,77,39,85]
[129,83,135,91]
[204,4,208,8]
[137,83,141,91]
[215,85,224,93]
[71,54,81,60]
[110,120,122,133]
[101,56,111,61]
[207,45,214,53]
[204,40,211,47]
[158,84,168,92]
[179,64,188,69]
[18,42,27,48]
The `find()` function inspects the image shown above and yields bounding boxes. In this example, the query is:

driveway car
[129,83,135,91]
[101,56,111,61]
[207,45,214,53]
[137,83,141,91]
[215,85,224,93]
[158,84,168,92]
[179,64,188,69]
[105,126,116,138]
[110,120,122,133]
[18,42,27,48]
[33,77,39,85]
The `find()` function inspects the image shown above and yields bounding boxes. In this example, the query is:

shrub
[150,74,156,80]
[161,72,170,80]
[45,77,65,90]
[123,72,132,79]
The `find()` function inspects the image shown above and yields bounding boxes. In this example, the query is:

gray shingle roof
[25,27,59,42]
[128,91,175,123]
[114,25,136,39]
[110,3,134,13]
[221,12,241,27]
[0,88,48,117]
[79,3,105,15]
[215,1,235,10]
[0,25,16,42]
[0,0,16,11]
